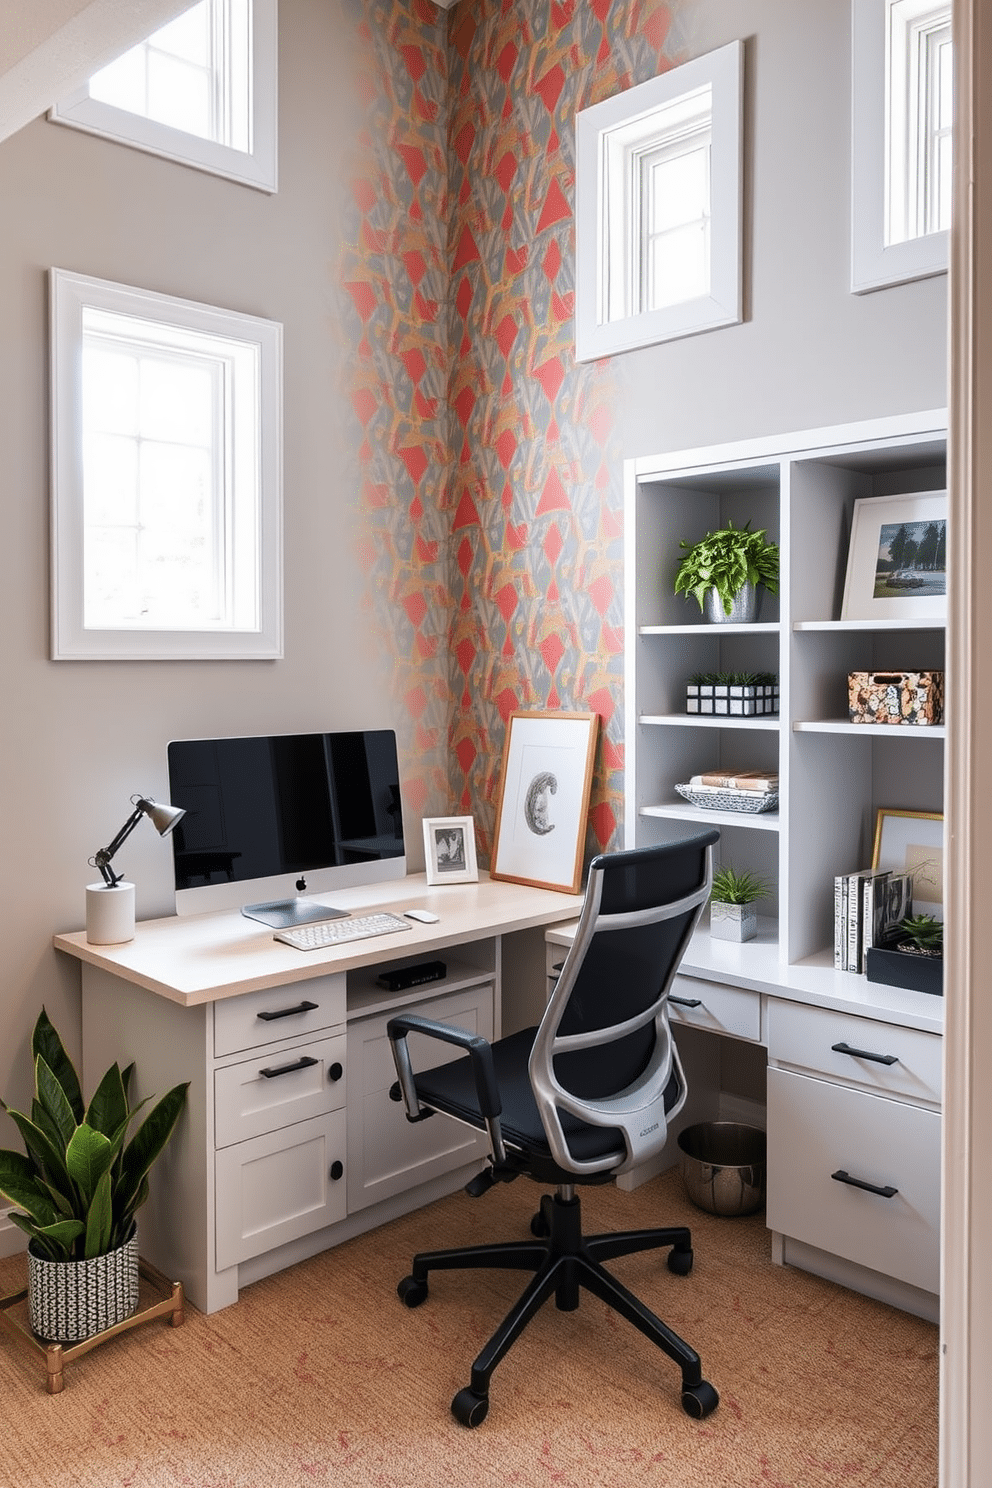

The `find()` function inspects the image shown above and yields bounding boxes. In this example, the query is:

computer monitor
[167,729,406,926]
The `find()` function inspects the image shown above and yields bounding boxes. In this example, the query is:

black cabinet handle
[257,1000,319,1022]
[329,1160,344,1181]
[670,995,703,1008]
[328,1062,343,1082]
[831,1168,898,1199]
[259,1055,320,1079]
[831,1041,899,1066]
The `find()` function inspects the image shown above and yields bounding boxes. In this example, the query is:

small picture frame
[871,808,944,919]
[841,490,947,622]
[422,816,479,886]
[491,710,599,895]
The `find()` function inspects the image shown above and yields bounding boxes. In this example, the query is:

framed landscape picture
[491,711,599,894]
[841,491,947,622]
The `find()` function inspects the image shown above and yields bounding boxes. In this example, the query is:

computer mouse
[404,908,440,923]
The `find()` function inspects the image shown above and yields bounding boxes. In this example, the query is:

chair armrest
[386,1013,502,1118]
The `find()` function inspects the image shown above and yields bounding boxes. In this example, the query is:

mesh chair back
[529,831,718,1176]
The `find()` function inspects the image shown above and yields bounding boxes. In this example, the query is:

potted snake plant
[0,1008,188,1342]
[675,520,780,623]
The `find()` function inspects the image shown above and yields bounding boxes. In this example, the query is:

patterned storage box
[848,671,944,726]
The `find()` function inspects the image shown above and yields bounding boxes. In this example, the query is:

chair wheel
[451,1386,489,1427]
[397,1275,428,1307]
[668,1245,693,1275]
[681,1379,719,1419]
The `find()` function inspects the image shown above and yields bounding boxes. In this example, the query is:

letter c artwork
[524,772,557,836]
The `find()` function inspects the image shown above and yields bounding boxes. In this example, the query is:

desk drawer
[767,1000,941,1106]
[215,1108,348,1271]
[214,974,346,1056]
[767,1067,940,1294]
[668,975,761,1042]
[214,1032,347,1148]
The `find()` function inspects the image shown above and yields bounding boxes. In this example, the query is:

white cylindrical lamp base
[85,882,136,945]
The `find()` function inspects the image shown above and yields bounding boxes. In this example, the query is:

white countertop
[54,872,584,1008]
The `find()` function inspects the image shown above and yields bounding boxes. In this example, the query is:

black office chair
[387,831,721,1427]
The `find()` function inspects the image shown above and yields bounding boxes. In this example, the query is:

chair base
[397,1186,719,1426]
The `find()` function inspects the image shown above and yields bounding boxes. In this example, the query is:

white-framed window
[51,269,283,660]
[49,0,278,193]
[575,41,742,362]
[851,0,951,293]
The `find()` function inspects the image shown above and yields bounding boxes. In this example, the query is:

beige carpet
[0,1168,938,1488]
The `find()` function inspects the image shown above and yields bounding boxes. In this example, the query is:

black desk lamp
[86,795,185,944]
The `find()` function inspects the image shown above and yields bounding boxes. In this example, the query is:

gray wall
[0,0,429,1146]
[618,1,947,458]
[0,0,947,1208]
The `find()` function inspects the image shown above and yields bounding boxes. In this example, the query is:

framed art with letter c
[491,711,599,894]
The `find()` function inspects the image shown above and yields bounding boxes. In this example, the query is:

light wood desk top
[53,873,584,1008]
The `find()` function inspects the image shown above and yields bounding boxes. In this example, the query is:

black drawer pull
[670,995,703,1008]
[256,1000,319,1022]
[329,1160,344,1181]
[831,1168,898,1199]
[328,1062,343,1082]
[259,1055,320,1080]
[831,1041,898,1066]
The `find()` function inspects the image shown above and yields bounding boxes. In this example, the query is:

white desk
[55,873,583,1315]
[547,917,943,1323]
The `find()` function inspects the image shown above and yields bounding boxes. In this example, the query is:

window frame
[574,40,743,363]
[851,0,950,294]
[50,268,283,661]
[48,0,278,194]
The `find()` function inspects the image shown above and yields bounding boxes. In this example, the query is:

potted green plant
[866,913,943,996]
[709,865,771,943]
[675,520,780,623]
[0,1008,188,1343]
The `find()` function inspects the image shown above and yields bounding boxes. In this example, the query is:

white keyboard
[274,912,412,952]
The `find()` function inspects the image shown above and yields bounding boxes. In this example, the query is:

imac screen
[167,729,405,923]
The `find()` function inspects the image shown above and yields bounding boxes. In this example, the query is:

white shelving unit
[624,408,947,977]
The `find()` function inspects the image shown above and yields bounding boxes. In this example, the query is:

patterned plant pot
[710,902,758,942]
[27,1225,139,1343]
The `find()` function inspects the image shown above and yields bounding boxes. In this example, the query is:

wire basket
[674,783,779,814]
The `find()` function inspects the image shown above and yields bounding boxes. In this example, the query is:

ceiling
[0,0,230,144]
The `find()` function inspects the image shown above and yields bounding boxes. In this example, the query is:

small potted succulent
[866,913,944,996]
[675,520,780,623]
[0,1008,189,1343]
[709,865,771,943]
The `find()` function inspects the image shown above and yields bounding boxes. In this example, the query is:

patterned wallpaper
[340,0,690,863]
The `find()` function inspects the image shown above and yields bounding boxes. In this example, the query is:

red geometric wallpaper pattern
[339,0,688,863]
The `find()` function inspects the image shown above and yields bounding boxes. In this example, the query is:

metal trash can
[677,1121,767,1216]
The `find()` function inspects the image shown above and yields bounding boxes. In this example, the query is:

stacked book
[833,868,913,973]
[687,770,779,799]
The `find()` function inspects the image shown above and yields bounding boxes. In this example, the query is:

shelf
[639,622,780,636]
[793,618,945,632]
[640,713,780,731]
[346,955,494,1021]
[793,720,945,738]
[640,802,780,831]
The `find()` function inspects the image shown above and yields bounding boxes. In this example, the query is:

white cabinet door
[347,983,494,1212]
[215,1108,348,1270]
[767,1067,940,1294]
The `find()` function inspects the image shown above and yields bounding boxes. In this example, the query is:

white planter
[27,1225,139,1343]
[710,902,758,942]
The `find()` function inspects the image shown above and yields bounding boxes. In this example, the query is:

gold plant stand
[0,1257,184,1393]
